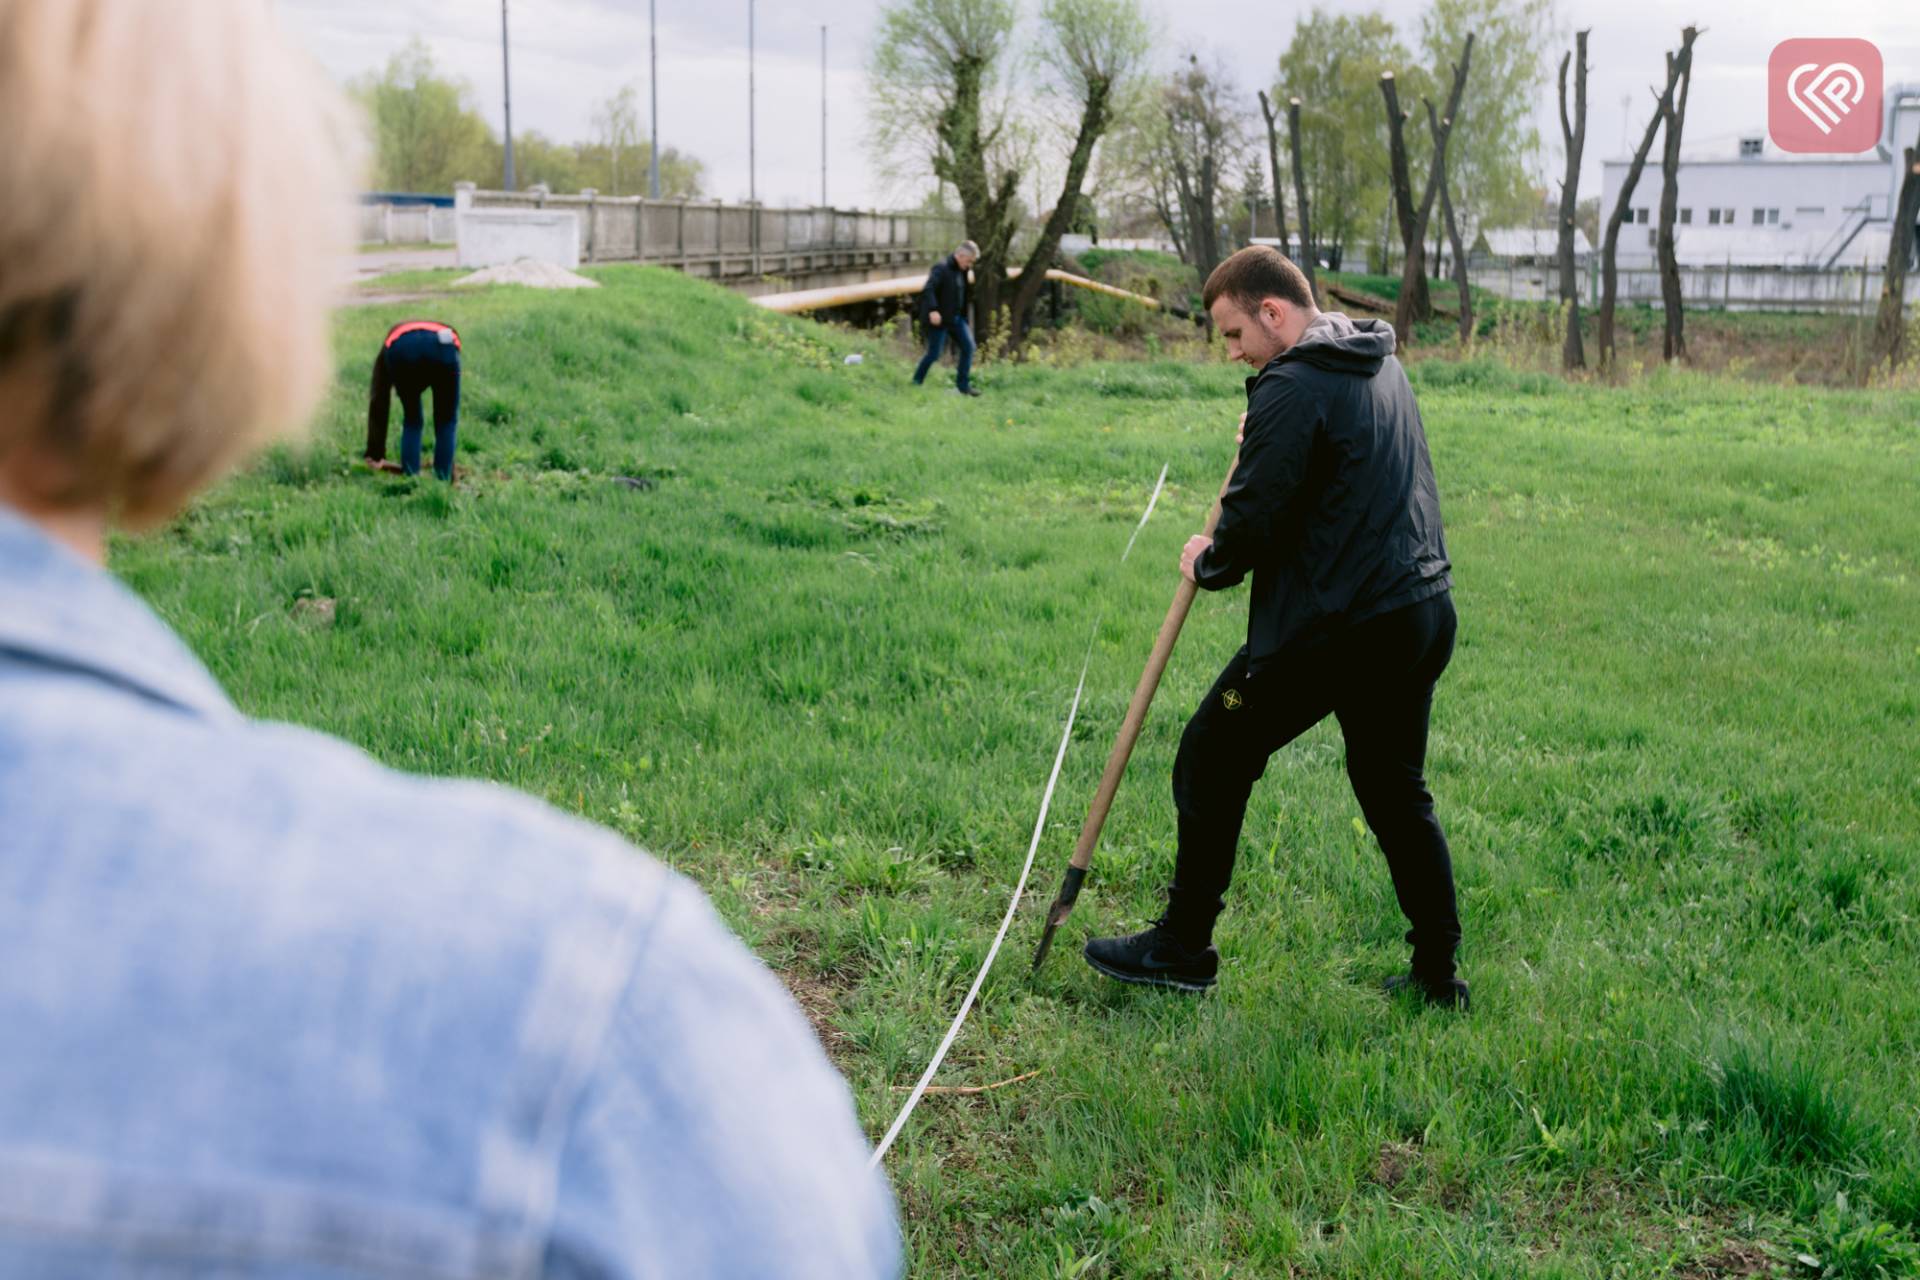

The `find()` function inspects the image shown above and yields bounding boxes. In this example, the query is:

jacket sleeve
[919,264,941,315]
[1193,373,1317,591]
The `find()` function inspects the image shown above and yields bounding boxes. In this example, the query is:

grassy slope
[115,267,1920,1277]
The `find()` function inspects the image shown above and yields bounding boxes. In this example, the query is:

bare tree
[1380,70,1427,321]
[1426,101,1471,342]
[1656,31,1696,363]
[1598,27,1692,371]
[1256,90,1293,259]
[1382,36,1473,345]
[1555,31,1589,369]
[1130,54,1252,289]
[1287,97,1318,296]
[1007,0,1151,347]
[592,84,642,196]
[1870,137,1920,375]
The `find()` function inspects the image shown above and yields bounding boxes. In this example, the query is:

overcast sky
[280,0,1920,215]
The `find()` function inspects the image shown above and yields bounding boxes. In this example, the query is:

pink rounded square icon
[1769,39,1882,154]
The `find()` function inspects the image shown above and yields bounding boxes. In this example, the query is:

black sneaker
[1382,973,1471,1011]
[955,386,982,397]
[1083,922,1217,992]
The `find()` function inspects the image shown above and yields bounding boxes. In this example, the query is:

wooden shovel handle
[1063,452,1238,874]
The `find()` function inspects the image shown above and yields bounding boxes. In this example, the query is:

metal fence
[359,204,457,245]
[464,186,964,281]
[1468,257,1920,315]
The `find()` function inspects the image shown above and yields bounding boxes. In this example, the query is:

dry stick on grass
[891,1069,1043,1096]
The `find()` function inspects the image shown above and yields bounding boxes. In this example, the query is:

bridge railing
[457,183,965,281]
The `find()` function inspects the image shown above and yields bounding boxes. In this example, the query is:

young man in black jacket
[913,240,980,396]
[1084,246,1468,1008]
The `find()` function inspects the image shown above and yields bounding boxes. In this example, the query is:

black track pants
[1166,591,1461,980]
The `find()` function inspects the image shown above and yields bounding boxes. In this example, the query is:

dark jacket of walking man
[1084,246,1468,1009]
[914,240,980,396]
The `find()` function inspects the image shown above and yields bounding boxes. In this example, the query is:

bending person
[1084,247,1467,1010]
[0,3,900,1275]
[365,318,461,479]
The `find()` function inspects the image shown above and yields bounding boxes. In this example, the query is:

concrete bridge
[457,183,965,296]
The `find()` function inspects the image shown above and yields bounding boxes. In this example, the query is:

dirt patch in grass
[1673,1240,1774,1278]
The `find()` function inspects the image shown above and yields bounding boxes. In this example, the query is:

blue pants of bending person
[388,330,461,480]
[913,316,974,392]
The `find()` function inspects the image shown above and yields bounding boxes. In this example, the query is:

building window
[1740,136,1763,157]
[1648,228,1658,248]
[1679,208,1693,224]
[1767,208,1780,225]
[1752,207,1766,225]
[1796,206,1826,218]
[1634,207,1649,224]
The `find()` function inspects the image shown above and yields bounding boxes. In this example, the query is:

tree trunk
[1557,31,1590,370]
[1599,29,1691,372]
[1287,97,1317,298]
[1385,36,1473,346]
[1427,101,1472,343]
[1257,90,1292,260]
[1379,72,1429,324]
[1871,142,1920,374]
[931,51,1020,353]
[1657,36,1695,363]
[1008,77,1114,348]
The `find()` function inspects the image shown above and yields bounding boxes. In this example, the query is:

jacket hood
[1271,311,1395,376]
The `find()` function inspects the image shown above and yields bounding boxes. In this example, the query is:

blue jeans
[913,316,973,391]
[388,330,461,480]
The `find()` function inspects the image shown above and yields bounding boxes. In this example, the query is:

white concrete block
[456,209,581,270]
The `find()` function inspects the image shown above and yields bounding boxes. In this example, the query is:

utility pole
[501,0,515,190]
[748,0,757,208]
[649,0,661,198]
[821,25,828,206]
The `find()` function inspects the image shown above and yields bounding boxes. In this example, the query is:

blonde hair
[0,0,358,527]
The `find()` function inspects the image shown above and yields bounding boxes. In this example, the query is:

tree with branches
[1006,0,1150,347]
[1256,90,1294,260]
[870,0,1023,348]
[1286,97,1318,296]
[1426,101,1471,342]
[1597,27,1692,371]
[1555,30,1589,370]
[1381,35,1473,345]
[1656,31,1697,363]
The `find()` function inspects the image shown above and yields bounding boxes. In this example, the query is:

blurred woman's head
[0,0,357,532]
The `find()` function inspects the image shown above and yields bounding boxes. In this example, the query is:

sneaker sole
[1083,952,1216,992]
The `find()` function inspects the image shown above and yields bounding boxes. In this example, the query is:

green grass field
[116,267,1920,1278]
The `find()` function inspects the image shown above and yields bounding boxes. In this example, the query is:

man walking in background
[1083,246,1467,1010]
[914,240,980,396]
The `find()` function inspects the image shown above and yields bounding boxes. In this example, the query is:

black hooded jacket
[1193,312,1451,670]
[918,255,967,324]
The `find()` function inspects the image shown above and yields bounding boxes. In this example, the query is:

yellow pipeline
[752,266,1185,317]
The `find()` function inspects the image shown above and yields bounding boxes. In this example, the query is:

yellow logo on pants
[1221,689,1244,710]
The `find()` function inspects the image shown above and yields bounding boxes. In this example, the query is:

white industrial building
[1599,84,1920,269]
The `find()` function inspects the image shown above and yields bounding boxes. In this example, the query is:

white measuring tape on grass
[868,463,1168,1167]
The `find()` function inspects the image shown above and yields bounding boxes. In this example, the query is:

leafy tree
[592,84,643,196]
[350,38,496,193]
[1006,0,1151,346]
[1275,12,1417,272]
[1419,0,1556,238]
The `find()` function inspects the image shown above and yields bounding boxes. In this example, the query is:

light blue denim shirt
[0,506,900,1278]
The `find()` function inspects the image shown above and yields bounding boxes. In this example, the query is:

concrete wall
[359,204,457,245]
[455,207,582,270]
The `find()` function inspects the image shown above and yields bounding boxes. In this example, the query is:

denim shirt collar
[0,504,236,722]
